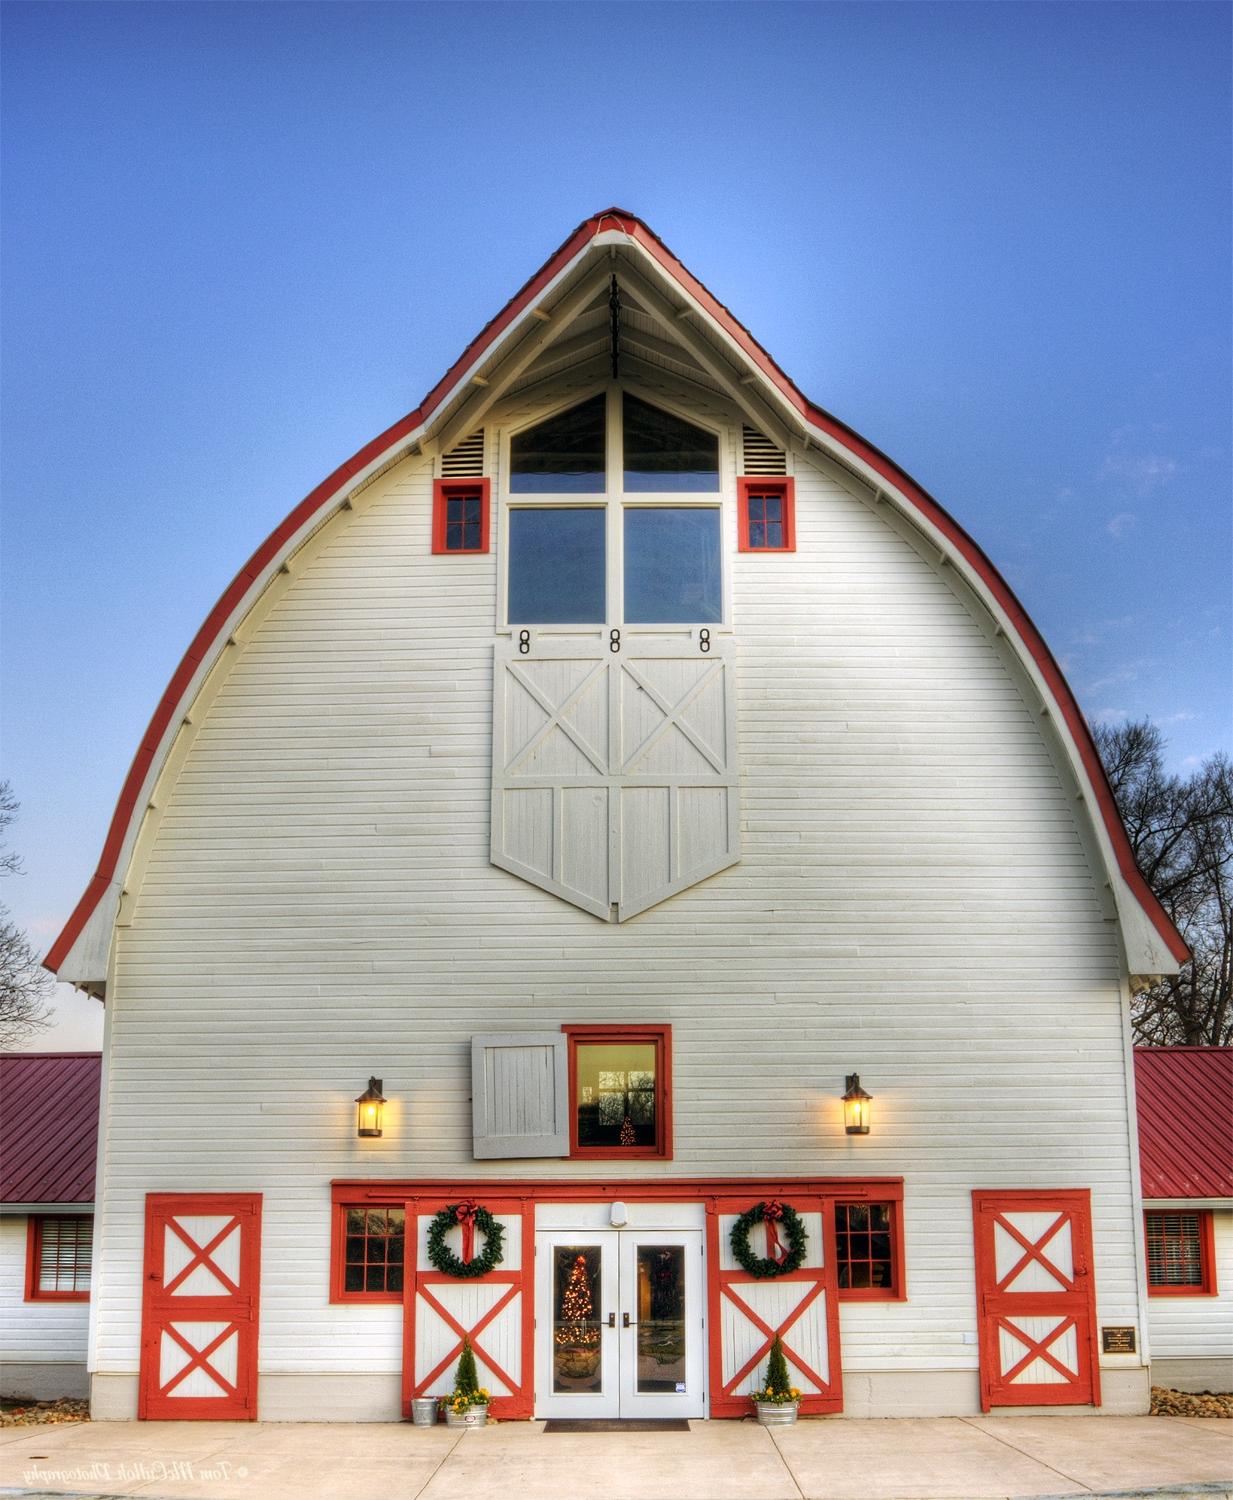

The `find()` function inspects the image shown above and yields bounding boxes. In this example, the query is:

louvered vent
[742,426,787,475]
[441,430,485,476]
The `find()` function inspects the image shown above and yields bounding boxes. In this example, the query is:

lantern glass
[356,1078,386,1138]
[842,1074,872,1135]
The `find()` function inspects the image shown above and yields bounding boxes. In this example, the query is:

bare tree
[0,782,53,1049]
[1092,721,1233,1045]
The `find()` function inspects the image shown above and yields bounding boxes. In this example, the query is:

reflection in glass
[553,1246,603,1393]
[508,507,606,624]
[636,1245,686,1393]
[836,1201,893,1290]
[576,1042,657,1149]
[624,508,721,624]
[623,393,719,492]
[511,395,606,493]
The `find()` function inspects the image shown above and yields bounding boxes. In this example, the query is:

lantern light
[356,1077,386,1138]
[842,1073,872,1135]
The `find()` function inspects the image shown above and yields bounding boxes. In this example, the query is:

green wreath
[729,1200,807,1279]
[426,1203,505,1279]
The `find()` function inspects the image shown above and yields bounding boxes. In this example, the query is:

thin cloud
[1106,511,1137,539]
[1090,708,1129,725]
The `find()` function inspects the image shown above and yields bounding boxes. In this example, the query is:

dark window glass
[508,507,606,623]
[624,507,721,623]
[836,1202,894,1291]
[576,1041,657,1149]
[340,1207,404,1296]
[623,393,719,492]
[35,1216,92,1294]
[444,491,483,551]
[746,492,783,549]
[511,395,606,493]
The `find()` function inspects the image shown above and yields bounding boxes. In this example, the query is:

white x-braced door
[491,640,740,920]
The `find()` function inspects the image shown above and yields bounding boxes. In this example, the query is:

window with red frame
[1146,1210,1216,1294]
[565,1025,671,1159]
[333,1205,405,1301]
[835,1201,903,1299]
[26,1214,92,1300]
[737,477,795,553]
[432,479,490,555]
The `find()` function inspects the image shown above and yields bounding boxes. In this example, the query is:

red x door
[972,1189,1101,1411]
[707,1196,843,1416]
[140,1193,262,1420]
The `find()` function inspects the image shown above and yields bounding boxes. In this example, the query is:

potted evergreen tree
[442,1337,491,1428]
[751,1334,801,1425]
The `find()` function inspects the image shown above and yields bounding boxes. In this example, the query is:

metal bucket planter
[755,1401,799,1426]
[410,1397,438,1427]
[444,1403,489,1429]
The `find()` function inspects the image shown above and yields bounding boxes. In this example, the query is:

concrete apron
[0,1416,1229,1500]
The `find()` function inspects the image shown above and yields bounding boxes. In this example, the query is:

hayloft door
[139,1193,262,1420]
[534,1229,705,1419]
[972,1190,1101,1411]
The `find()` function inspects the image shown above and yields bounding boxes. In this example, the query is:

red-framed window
[1145,1210,1217,1296]
[834,1200,905,1300]
[737,477,795,553]
[25,1214,92,1301]
[330,1204,406,1303]
[432,478,491,555]
[563,1025,672,1160]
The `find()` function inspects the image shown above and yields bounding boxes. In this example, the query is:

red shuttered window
[1145,1211,1217,1295]
[737,477,795,553]
[25,1215,92,1301]
[432,479,491,555]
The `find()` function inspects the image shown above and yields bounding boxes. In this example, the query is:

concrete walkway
[0,1415,1229,1500]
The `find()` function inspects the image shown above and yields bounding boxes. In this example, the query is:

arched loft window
[505,390,724,628]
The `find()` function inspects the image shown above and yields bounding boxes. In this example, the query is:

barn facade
[46,210,1186,1423]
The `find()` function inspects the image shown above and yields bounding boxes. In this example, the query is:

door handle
[607,1312,616,1328]
[623,1312,634,1328]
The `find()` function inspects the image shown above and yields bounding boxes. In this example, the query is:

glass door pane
[552,1246,604,1394]
[635,1244,686,1393]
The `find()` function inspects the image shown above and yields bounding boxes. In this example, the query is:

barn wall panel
[1146,1208,1233,1361]
[0,1216,90,1365]
[88,438,1141,1391]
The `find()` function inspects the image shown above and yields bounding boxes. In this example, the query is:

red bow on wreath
[763,1200,787,1264]
[455,1202,480,1264]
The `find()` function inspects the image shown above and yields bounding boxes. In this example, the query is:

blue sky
[3,1,1229,1047]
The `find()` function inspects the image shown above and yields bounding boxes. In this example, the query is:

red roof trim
[44,209,1187,975]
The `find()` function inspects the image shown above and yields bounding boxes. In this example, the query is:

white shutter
[471,1033,569,1159]
[491,640,740,921]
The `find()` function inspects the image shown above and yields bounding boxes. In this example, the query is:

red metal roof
[1135,1047,1233,1200]
[0,1052,101,1204]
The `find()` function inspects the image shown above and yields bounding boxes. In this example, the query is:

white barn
[46,209,1188,1424]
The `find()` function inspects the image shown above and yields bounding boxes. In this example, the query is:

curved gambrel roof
[45,209,1187,986]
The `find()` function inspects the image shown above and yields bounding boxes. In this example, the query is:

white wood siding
[0,1216,90,1366]
[1146,1208,1233,1362]
[90,423,1142,1389]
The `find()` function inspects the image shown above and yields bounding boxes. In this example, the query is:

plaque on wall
[1101,1326,1137,1354]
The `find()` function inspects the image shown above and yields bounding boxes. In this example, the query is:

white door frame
[534,1227,706,1419]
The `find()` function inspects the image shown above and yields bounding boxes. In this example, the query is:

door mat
[542,1419,691,1432]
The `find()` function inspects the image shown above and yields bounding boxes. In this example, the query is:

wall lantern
[842,1074,872,1135]
[356,1077,386,1138]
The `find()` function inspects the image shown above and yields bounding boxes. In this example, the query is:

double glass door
[534,1229,705,1419]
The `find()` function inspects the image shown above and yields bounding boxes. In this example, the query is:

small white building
[1135,1046,1233,1393]
[0,1053,100,1399]
[46,210,1189,1424]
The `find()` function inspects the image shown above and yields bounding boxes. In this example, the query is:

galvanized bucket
[755,1401,799,1426]
[410,1397,438,1427]
[444,1403,489,1429]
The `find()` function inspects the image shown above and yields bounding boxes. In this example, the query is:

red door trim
[971,1188,1101,1413]
[139,1192,262,1421]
